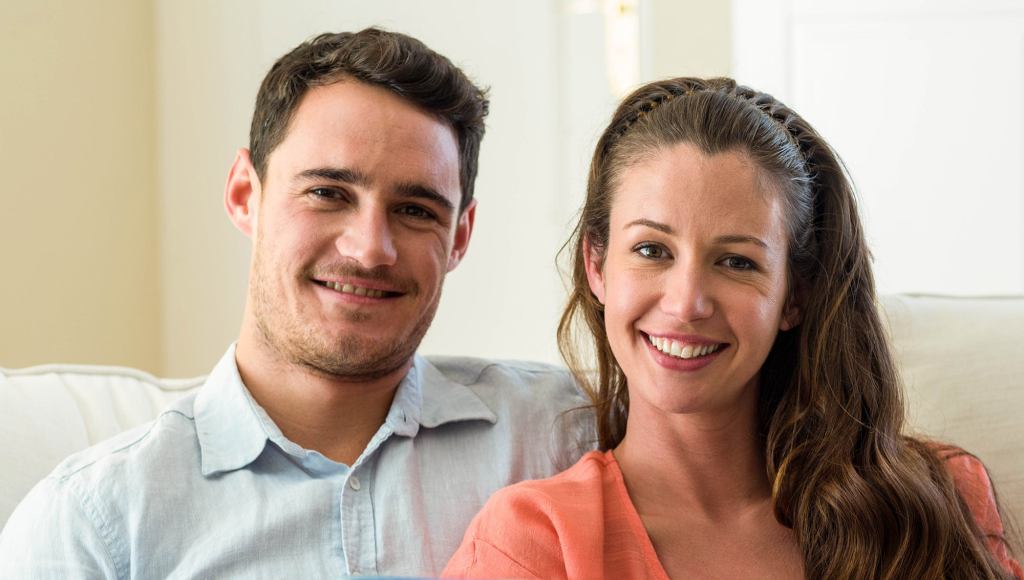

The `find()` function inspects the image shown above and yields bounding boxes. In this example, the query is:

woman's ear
[583,236,606,305]
[780,284,803,331]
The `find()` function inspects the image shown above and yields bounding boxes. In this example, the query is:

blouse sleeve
[442,486,569,580]
[943,451,1023,579]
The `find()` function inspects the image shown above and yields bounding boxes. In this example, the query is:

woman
[443,78,1021,579]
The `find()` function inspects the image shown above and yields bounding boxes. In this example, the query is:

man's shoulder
[503,450,613,501]
[420,356,597,468]
[47,394,200,485]
[423,355,578,396]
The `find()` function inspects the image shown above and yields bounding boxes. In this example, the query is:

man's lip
[312,278,405,298]
[312,278,402,293]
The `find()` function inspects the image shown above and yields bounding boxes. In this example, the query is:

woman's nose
[660,262,714,322]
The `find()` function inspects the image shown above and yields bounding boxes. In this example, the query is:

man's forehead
[266,81,461,201]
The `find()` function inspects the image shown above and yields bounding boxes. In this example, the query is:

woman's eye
[722,255,756,271]
[634,243,667,259]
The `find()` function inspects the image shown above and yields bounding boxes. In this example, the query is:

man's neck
[233,335,413,466]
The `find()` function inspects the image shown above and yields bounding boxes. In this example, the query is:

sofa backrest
[0,364,203,525]
[1,294,1022,532]
[881,294,1024,532]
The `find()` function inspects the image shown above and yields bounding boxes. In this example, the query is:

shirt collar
[192,347,498,475]
[193,344,270,476]
[414,355,497,429]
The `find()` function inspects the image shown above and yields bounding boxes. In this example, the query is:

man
[0,29,592,577]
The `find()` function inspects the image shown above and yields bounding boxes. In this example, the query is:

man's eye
[634,243,668,259]
[722,255,756,271]
[397,205,436,220]
[309,187,344,200]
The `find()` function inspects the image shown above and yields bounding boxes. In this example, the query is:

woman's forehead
[611,145,784,233]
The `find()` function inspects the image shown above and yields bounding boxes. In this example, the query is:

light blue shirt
[0,346,594,578]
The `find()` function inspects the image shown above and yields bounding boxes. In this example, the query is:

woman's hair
[558,77,1016,579]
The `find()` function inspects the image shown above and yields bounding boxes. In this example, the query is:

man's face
[242,80,472,381]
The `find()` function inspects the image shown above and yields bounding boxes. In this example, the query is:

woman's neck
[613,392,771,520]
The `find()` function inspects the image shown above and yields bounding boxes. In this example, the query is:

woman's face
[585,142,799,420]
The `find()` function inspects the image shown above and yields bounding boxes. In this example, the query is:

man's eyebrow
[625,218,673,234]
[294,167,370,186]
[394,182,455,213]
[292,168,456,212]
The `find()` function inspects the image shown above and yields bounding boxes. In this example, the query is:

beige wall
[0,0,160,372]
[650,0,731,78]
[0,1,732,377]
[155,0,260,376]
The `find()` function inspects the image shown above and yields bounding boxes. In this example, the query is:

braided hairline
[732,86,814,175]
[611,80,698,141]
[611,79,813,174]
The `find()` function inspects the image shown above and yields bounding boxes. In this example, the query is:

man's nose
[660,260,714,322]
[335,209,398,269]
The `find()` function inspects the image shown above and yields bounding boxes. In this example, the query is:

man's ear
[447,199,476,272]
[583,236,606,305]
[225,148,261,238]
[779,284,803,331]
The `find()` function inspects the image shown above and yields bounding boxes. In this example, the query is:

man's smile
[312,278,404,299]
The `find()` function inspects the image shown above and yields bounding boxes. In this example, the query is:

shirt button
[349,476,361,491]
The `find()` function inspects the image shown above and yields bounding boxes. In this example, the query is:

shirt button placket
[343,470,374,576]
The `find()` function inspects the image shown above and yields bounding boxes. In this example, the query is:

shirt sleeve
[944,452,1023,579]
[0,476,119,579]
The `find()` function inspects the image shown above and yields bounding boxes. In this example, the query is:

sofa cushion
[0,365,202,525]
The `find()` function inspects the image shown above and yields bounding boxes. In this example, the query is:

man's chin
[293,340,415,382]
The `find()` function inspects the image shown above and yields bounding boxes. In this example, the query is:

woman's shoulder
[928,441,1023,578]
[443,451,622,579]
[928,444,1002,530]
[928,443,995,506]
[479,450,616,524]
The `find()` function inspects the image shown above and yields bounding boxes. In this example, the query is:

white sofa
[1,294,1022,531]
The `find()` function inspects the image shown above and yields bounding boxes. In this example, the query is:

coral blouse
[444,450,1022,580]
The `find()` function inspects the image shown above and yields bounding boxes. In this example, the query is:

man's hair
[249,28,489,210]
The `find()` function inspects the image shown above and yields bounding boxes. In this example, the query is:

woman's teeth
[322,281,386,298]
[648,335,721,359]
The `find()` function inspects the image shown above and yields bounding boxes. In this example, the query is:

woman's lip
[642,331,723,344]
[642,332,728,371]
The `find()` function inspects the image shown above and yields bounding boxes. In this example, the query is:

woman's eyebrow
[714,234,768,249]
[625,219,769,249]
[625,218,673,234]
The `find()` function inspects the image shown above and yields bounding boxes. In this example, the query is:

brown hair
[249,27,489,210]
[558,77,1016,579]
